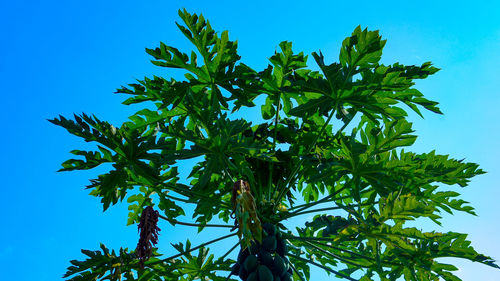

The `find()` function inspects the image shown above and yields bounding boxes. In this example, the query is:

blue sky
[1,0,499,280]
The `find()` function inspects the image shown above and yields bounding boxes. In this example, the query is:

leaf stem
[286,253,358,281]
[146,233,237,266]
[161,193,192,204]
[268,93,282,201]
[286,206,344,218]
[305,238,405,268]
[287,185,348,214]
[224,273,234,281]
[307,240,375,262]
[222,162,236,183]
[285,201,378,219]
[303,240,368,268]
[163,182,232,208]
[288,260,306,281]
[284,235,335,242]
[287,189,347,211]
[158,214,234,228]
[275,107,337,207]
[219,241,240,261]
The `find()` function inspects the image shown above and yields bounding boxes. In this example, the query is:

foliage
[51,9,499,281]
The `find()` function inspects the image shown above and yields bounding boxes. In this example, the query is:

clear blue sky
[1,0,499,280]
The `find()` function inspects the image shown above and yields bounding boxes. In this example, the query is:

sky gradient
[1,0,499,280]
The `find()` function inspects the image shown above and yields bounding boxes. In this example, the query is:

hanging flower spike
[136,206,161,268]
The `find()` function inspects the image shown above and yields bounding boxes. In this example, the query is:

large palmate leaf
[64,242,235,281]
[63,244,138,281]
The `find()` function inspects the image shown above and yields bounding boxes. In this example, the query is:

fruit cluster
[232,223,293,281]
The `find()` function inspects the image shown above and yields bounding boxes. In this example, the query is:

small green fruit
[247,272,258,281]
[243,255,259,272]
[262,236,277,253]
[276,238,287,257]
[263,223,276,236]
[272,255,286,276]
[258,250,274,266]
[258,265,274,281]
[249,241,261,255]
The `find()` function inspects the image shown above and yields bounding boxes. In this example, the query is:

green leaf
[63,244,137,281]
[59,148,114,171]
[339,26,386,70]
[288,95,334,118]
[261,96,276,119]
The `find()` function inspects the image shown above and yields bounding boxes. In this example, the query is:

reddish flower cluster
[136,206,161,268]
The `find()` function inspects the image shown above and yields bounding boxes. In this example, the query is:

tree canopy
[51,9,499,281]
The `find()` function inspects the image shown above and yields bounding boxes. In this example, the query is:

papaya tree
[51,9,499,281]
